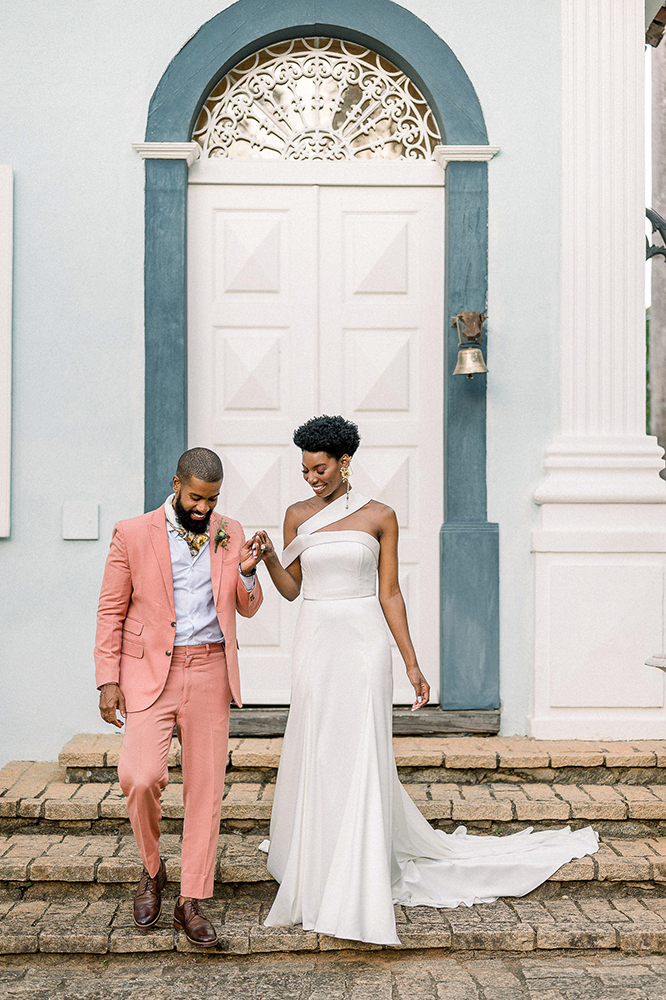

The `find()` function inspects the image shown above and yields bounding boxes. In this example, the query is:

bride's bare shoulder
[284,499,316,531]
[365,499,395,518]
[365,500,398,532]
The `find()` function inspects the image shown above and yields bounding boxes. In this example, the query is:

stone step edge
[6,778,666,824]
[56,734,666,771]
[3,833,666,886]
[1,850,666,887]
[4,912,666,956]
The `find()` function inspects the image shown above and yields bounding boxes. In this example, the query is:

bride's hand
[406,666,430,711]
[254,529,275,560]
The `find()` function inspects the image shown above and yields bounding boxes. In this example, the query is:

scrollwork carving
[193,37,441,161]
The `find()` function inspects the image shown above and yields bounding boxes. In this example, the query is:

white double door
[188,172,444,704]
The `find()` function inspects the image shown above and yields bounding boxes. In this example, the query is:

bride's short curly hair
[293,415,360,460]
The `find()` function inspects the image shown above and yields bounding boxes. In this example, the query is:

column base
[527,712,666,741]
[531,500,666,741]
[533,435,666,504]
[440,522,499,711]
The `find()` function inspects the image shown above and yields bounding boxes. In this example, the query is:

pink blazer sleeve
[94,523,133,688]
[236,569,263,618]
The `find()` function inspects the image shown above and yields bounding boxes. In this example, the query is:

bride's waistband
[302,592,376,602]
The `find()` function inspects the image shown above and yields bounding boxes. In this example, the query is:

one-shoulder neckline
[282,527,380,569]
[295,492,372,536]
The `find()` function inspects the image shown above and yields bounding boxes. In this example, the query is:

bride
[253,414,598,946]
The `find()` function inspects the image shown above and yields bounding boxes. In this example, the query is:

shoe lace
[183,898,203,918]
[137,866,160,895]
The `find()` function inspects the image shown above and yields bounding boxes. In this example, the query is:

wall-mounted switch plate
[62,502,99,540]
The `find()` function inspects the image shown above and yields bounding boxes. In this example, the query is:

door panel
[188,183,443,703]
[188,186,317,702]
[318,188,443,702]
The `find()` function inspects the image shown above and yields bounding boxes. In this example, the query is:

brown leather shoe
[133,858,167,928]
[173,897,218,947]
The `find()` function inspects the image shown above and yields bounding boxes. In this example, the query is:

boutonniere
[214,519,230,553]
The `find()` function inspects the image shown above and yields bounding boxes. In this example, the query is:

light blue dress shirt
[164,498,254,646]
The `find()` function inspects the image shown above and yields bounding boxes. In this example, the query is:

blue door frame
[142,0,499,712]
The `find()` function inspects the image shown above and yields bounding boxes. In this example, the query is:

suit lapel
[209,510,224,602]
[149,507,176,617]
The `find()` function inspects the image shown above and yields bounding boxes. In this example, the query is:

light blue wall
[0,0,561,763]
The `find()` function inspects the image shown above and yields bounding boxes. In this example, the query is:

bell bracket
[451,311,486,346]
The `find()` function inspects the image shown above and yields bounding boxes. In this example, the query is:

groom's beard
[174,492,213,534]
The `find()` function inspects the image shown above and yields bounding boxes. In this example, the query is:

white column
[530,0,666,740]
[534,0,666,504]
[0,167,12,538]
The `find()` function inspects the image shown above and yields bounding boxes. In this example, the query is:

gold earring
[340,464,351,508]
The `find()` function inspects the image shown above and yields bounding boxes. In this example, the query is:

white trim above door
[188,159,445,187]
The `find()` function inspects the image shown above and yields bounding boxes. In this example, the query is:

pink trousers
[118,643,231,899]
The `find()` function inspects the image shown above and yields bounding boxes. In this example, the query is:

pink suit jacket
[94,506,262,712]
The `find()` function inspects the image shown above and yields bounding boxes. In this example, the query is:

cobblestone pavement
[2,951,666,999]
[4,887,666,955]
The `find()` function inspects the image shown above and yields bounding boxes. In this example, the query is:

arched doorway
[187,37,444,703]
[139,0,499,718]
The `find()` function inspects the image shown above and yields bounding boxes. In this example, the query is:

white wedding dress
[259,493,598,945]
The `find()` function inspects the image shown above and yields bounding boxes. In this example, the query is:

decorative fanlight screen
[193,37,441,160]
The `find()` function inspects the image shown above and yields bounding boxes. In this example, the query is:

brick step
[4,883,666,955]
[57,734,666,785]
[2,831,666,888]
[5,764,666,834]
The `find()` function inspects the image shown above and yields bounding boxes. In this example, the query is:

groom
[94,447,262,947]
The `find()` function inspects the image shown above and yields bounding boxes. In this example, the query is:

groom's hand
[239,535,261,576]
[99,683,127,728]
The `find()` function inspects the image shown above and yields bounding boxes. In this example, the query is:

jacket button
[171,622,176,627]
[166,650,171,656]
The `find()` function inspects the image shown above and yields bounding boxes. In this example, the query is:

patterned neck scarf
[164,494,209,558]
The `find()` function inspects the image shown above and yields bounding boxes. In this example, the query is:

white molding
[433,145,499,169]
[533,435,666,504]
[132,142,201,167]
[528,714,666,740]
[531,530,666,552]
[188,158,444,187]
[0,166,12,538]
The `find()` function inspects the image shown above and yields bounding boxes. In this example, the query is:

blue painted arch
[146,0,488,146]
[142,0,499,714]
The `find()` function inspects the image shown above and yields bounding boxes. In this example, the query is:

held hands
[406,665,430,711]
[252,530,275,561]
[252,529,301,601]
[99,684,126,728]
[239,535,263,576]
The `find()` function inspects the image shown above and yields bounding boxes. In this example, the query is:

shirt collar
[164,493,210,536]
[164,494,181,532]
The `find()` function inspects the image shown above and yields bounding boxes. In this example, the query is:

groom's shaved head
[175,448,223,485]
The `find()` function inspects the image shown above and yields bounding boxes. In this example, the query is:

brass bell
[451,311,488,379]
[452,345,489,378]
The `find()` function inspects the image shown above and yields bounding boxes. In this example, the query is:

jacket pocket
[121,637,144,659]
[123,617,144,636]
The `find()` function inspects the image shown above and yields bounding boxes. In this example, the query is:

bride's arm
[254,508,302,602]
[377,508,430,710]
